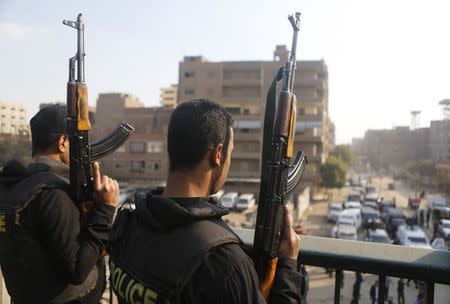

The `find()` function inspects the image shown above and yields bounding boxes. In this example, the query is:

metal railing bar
[233,228,450,285]
[426,281,434,304]
[334,269,342,304]
[378,275,385,304]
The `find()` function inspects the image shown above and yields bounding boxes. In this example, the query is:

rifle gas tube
[253,12,308,299]
[63,14,135,203]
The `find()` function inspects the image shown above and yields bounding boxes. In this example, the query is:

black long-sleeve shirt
[1,156,116,304]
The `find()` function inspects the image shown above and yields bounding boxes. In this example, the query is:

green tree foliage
[319,155,348,189]
[404,160,435,177]
[329,145,356,167]
[0,135,32,167]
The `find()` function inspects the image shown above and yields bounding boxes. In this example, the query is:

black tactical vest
[109,201,241,304]
[0,160,98,304]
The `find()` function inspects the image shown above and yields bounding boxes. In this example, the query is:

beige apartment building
[160,84,178,108]
[178,45,331,192]
[0,101,28,135]
[93,93,171,186]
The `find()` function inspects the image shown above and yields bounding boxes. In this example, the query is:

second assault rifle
[253,12,308,298]
[63,14,135,203]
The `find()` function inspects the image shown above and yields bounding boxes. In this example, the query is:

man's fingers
[283,205,293,232]
[93,162,101,189]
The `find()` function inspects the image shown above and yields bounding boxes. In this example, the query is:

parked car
[220,192,239,209]
[437,219,450,240]
[365,228,392,244]
[408,197,421,209]
[327,202,343,222]
[235,193,256,211]
[365,186,376,194]
[361,207,381,229]
[336,225,358,241]
[365,192,380,204]
[347,191,362,203]
[210,189,225,202]
[395,225,432,249]
[345,201,362,210]
[340,209,362,230]
[427,195,448,211]
[431,238,448,251]
[386,209,406,235]
[363,201,378,210]
[331,217,357,238]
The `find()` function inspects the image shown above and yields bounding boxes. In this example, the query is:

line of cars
[328,187,449,251]
[214,191,256,212]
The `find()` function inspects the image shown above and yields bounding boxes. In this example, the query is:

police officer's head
[167,99,233,195]
[30,105,69,164]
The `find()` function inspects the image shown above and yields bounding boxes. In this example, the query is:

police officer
[0,105,119,304]
[109,99,302,303]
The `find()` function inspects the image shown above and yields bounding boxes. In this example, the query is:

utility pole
[411,110,421,199]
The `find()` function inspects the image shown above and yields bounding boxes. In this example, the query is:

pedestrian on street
[370,281,378,304]
[419,209,425,227]
[426,208,431,229]
[385,276,392,300]
[397,278,405,304]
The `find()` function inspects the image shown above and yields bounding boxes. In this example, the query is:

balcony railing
[233,228,450,304]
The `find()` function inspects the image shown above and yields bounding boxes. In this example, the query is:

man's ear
[210,143,224,168]
[57,135,67,153]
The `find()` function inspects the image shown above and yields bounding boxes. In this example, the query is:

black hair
[31,133,65,157]
[168,99,233,171]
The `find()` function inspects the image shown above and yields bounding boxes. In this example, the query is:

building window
[185,89,195,95]
[147,141,162,153]
[299,108,305,115]
[130,142,146,153]
[184,71,195,78]
[225,107,240,115]
[243,109,250,115]
[154,162,160,171]
[130,160,145,173]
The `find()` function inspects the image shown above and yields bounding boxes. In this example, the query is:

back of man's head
[30,105,66,157]
[168,99,232,171]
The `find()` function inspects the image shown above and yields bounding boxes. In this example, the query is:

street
[303,176,450,304]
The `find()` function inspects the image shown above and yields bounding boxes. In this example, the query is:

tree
[330,145,356,167]
[0,135,32,167]
[320,156,348,197]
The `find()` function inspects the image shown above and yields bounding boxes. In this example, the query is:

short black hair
[30,105,67,157]
[168,99,233,171]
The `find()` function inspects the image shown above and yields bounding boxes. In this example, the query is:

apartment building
[160,84,178,108]
[93,93,172,185]
[178,45,331,191]
[0,101,28,135]
[430,119,450,162]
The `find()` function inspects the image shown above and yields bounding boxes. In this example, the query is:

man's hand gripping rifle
[63,14,135,204]
[253,12,307,299]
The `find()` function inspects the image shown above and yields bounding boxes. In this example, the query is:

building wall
[0,101,28,135]
[361,126,431,171]
[94,94,172,184]
[430,120,450,162]
[160,84,178,108]
[177,46,331,186]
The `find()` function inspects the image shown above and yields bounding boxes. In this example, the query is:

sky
[1,0,449,144]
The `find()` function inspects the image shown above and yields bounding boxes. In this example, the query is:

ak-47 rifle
[253,12,308,299]
[63,14,135,203]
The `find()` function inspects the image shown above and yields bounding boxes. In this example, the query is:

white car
[437,219,450,240]
[337,225,358,241]
[396,226,432,249]
[327,202,343,222]
[331,217,356,238]
[210,189,225,202]
[220,192,239,209]
[340,208,362,229]
[345,201,362,210]
[431,238,448,251]
[235,193,255,211]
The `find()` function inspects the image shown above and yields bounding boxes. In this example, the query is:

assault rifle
[63,14,135,203]
[253,12,308,298]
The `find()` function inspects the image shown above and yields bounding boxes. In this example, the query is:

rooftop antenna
[410,110,421,130]
[439,99,450,120]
